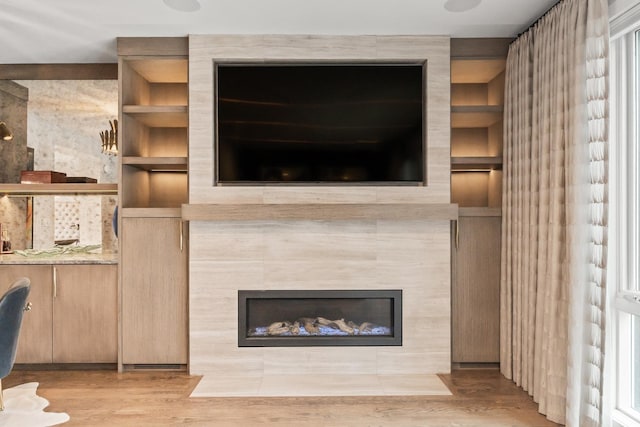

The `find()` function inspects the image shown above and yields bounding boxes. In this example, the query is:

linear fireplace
[238,290,402,347]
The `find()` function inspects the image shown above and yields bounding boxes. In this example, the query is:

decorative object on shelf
[0,121,13,141]
[20,170,67,184]
[112,205,118,238]
[0,223,12,253]
[100,119,118,156]
[65,176,97,183]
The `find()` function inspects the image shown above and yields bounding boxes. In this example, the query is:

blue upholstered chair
[0,277,31,411]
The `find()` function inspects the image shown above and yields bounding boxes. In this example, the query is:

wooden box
[66,176,98,183]
[20,170,67,184]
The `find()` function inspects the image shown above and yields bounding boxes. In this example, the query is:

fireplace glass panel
[238,290,402,347]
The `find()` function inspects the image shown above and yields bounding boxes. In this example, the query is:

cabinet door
[121,217,188,365]
[52,264,117,363]
[452,216,501,363]
[1,265,53,363]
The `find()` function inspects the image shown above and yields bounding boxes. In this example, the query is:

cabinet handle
[455,220,459,250]
[53,266,57,298]
[179,221,184,252]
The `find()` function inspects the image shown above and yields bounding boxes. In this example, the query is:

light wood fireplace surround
[181,35,453,394]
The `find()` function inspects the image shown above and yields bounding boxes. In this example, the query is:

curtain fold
[500,0,609,425]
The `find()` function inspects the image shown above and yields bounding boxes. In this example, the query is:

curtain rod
[514,0,563,41]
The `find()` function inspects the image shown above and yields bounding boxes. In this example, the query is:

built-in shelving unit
[451,57,505,208]
[120,54,188,211]
[450,39,509,366]
[0,183,117,196]
[118,37,189,372]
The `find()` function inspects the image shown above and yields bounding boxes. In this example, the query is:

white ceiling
[1,0,560,64]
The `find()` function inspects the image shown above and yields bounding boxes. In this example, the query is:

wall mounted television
[215,62,425,185]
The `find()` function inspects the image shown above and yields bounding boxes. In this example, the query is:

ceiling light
[0,122,13,141]
[162,0,201,12]
[444,0,482,13]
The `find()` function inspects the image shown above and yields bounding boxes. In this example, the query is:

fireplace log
[265,317,377,336]
[317,317,355,334]
[267,321,291,335]
[290,321,301,335]
[316,317,332,326]
[332,318,355,335]
[359,322,374,333]
[299,318,320,334]
[347,321,359,334]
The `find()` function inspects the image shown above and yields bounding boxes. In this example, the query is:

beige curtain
[500,0,609,425]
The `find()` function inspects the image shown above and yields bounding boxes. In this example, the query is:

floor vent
[124,364,186,371]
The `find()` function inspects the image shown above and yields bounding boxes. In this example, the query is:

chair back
[0,277,31,379]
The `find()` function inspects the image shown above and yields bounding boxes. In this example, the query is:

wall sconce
[100,119,118,156]
[0,121,13,141]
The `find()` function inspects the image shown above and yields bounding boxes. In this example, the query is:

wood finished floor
[4,369,560,426]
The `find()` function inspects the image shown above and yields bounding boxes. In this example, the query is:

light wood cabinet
[1,264,117,364]
[118,37,189,369]
[3,265,53,363]
[53,265,118,363]
[451,214,501,362]
[450,39,509,364]
[121,217,188,365]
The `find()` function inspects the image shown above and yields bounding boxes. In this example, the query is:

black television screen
[215,63,424,184]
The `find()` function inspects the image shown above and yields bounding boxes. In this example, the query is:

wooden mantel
[181,203,458,221]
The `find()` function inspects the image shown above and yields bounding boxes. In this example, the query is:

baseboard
[13,363,117,371]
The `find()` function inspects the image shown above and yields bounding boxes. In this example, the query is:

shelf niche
[451,58,505,210]
[120,55,188,210]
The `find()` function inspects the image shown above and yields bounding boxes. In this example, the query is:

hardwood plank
[117,37,189,57]
[451,156,503,170]
[3,369,560,426]
[122,106,188,127]
[459,207,502,217]
[0,63,117,80]
[122,156,188,171]
[119,207,182,218]
[0,183,117,196]
[450,38,513,58]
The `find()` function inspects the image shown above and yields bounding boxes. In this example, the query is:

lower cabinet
[451,215,501,363]
[121,217,188,366]
[1,264,117,364]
